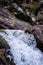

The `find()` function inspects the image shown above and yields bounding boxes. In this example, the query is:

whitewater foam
[0,30,43,65]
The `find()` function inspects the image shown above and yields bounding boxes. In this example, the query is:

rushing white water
[0,30,43,65]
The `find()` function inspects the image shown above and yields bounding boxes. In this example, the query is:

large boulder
[0,7,31,29]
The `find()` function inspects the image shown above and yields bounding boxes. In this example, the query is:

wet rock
[0,7,31,29]
[25,25,43,52]
[9,3,37,25]
[32,25,43,52]
[0,35,16,65]
[20,2,43,25]
[0,35,10,49]
[0,8,23,29]
[37,7,43,24]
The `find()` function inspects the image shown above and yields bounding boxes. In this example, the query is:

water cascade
[0,30,43,65]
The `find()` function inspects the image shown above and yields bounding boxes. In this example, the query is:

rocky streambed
[0,30,43,65]
[0,0,43,65]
